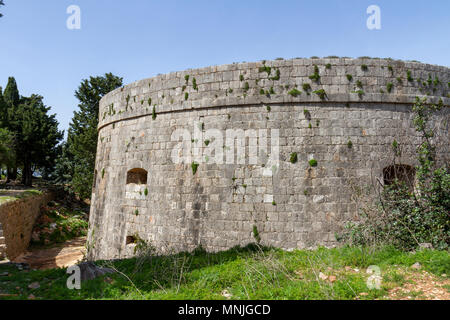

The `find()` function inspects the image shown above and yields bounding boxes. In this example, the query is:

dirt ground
[12,237,86,270]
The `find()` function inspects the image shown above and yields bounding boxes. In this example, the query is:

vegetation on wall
[342,97,449,250]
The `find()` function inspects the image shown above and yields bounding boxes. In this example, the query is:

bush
[341,97,449,250]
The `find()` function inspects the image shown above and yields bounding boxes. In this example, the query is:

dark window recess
[126,168,148,184]
[126,236,137,245]
[383,164,415,189]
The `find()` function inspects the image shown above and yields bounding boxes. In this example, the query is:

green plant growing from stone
[309,65,320,83]
[191,162,199,175]
[266,105,271,112]
[240,74,244,81]
[184,75,190,83]
[407,70,414,82]
[259,63,272,76]
[152,106,157,120]
[101,168,105,179]
[126,95,130,109]
[144,188,148,196]
[260,89,265,95]
[135,209,139,216]
[185,92,189,100]
[356,80,363,88]
[243,82,250,92]
[361,64,368,71]
[272,201,277,206]
[302,83,311,94]
[270,69,281,81]
[269,87,275,95]
[309,159,318,167]
[387,65,393,73]
[252,225,261,244]
[347,140,353,149]
[387,82,393,93]
[346,74,353,82]
[325,63,331,70]
[193,78,198,91]
[204,139,210,146]
[313,89,327,100]
[148,98,152,106]
[288,88,302,97]
[352,89,364,98]
[182,85,187,92]
[397,77,403,85]
[290,152,298,164]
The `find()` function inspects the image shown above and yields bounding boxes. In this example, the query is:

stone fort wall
[88,58,449,260]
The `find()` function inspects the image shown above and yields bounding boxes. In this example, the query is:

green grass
[0,189,43,205]
[0,245,448,300]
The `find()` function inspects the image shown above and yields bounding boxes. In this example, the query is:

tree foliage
[58,73,122,199]
[0,77,63,185]
[0,1,4,18]
[0,128,14,168]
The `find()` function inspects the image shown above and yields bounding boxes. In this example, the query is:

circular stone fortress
[87,57,449,261]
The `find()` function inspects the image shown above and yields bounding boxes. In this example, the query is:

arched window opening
[126,168,148,185]
[383,164,415,190]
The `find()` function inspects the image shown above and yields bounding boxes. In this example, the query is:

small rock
[27,294,36,300]
[360,292,368,296]
[28,282,40,289]
[411,262,421,270]
[419,243,433,250]
[344,266,352,271]
[328,275,337,283]
[221,289,232,299]
[0,272,9,277]
[76,262,115,282]
[319,272,328,281]
[354,268,360,272]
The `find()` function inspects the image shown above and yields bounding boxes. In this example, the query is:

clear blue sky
[1,0,449,134]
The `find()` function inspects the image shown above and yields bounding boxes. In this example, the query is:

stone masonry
[88,58,449,261]
[0,192,55,260]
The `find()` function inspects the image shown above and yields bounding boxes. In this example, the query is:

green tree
[0,1,4,18]
[0,128,14,171]
[0,86,7,127]
[63,73,122,199]
[13,95,63,186]
[3,77,20,181]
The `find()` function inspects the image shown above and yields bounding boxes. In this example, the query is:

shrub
[341,97,449,250]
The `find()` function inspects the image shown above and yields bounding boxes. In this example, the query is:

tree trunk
[22,160,33,186]
[6,166,17,182]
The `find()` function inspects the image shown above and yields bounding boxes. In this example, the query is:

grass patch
[1,246,447,300]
